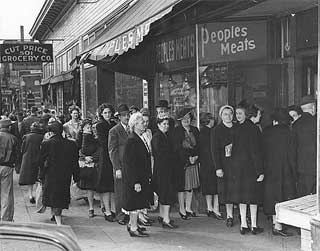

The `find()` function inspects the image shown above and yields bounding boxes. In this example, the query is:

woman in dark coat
[231,102,264,235]
[39,121,79,226]
[199,112,222,220]
[123,112,151,237]
[263,108,296,236]
[77,119,99,218]
[173,108,200,219]
[211,105,235,227]
[19,122,44,204]
[95,103,117,222]
[151,116,177,229]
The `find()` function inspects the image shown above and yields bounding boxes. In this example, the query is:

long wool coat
[211,123,234,204]
[292,112,317,196]
[151,129,177,205]
[172,125,200,192]
[228,120,263,204]
[199,126,217,195]
[95,119,116,193]
[39,135,79,209]
[123,132,152,211]
[19,130,44,185]
[262,124,297,215]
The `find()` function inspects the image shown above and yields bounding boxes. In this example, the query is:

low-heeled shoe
[226,217,234,227]
[240,227,250,235]
[29,197,36,204]
[186,211,196,217]
[162,221,178,229]
[179,212,191,220]
[104,214,115,222]
[251,227,264,235]
[129,229,149,237]
[272,228,293,237]
[138,219,152,226]
[207,210,223,220]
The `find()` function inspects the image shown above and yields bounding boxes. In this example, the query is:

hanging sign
[0,43,53,63]
[198,21,267,65]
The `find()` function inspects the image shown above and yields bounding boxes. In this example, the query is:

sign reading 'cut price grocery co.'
[198,21,267,65]
[0,43,53,63]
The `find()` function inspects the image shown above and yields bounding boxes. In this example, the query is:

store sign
[156,27,196,72]
[199,21,267,64]
[0,43,53,63]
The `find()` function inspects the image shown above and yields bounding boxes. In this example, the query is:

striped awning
[81,0,182,62]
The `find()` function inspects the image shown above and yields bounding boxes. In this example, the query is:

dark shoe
[50,216,56,222]
[29,197,35,204]
[127,225,147,232]
[207,210,213,217]
[212,211,223,220]
[101,207,106,213]
[240,227,250,235]
[226,217,234,227]
[129,229,149,237]
[251,227,264,235]
[111,211,116,218]
[162,221,178,229]
[179,212,191,220]
[138,218,152,226]
[88,209,94,218]
[186,211,196,217]
[118,214,130,225]
[272,228,293,237]
[158,216,163,223]
[104,214,115,222]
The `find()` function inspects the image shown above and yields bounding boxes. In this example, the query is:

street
[12,173,300,251]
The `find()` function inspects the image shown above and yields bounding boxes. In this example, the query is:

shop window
[302,56,317,97]
[158,71,196,118]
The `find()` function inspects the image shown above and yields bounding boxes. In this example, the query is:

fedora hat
[117,104,129,115]
[300,95,316,106]
[176,107,193,120]
[0,118,14,128]
[156,100,170,108]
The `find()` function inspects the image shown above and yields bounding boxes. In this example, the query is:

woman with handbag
[173,107,200,220]
[77,119,99,218]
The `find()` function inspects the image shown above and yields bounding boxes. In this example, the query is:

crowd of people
[0,94,316,238]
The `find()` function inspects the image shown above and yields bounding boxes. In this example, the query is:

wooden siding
[45,0,128,55]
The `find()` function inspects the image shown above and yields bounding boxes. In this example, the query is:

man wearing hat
[108,104,130,225]
[21,106,40,137]
[0,118,18,221]
[292,95,317,196]
[149,100,175,134]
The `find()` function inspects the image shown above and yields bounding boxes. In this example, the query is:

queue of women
[16,95,316,238]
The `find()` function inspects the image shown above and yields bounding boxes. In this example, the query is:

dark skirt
[77,166,98,191]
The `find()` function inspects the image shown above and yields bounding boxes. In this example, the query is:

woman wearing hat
[19,122,44,204]
[230,102,264,235]
[199,112,223,220]
[173,107,200,219]
[95,103,117,222]
[211,105,235,226]
[262,108,296,237]
[77,119,99,218]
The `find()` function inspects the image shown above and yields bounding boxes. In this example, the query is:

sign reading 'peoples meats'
[0,43,53,63]
[199,21,267,64]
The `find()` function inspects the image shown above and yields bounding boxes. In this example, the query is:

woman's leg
[239,203,248,228]
[110,192,116,213]
[100,193,111,215]
[272,215,282,230]
[213,194,221,215]
[178,192,185,214]
[129,212,138,231]
[226,203,233,218]
[87,190,94,210]
[185,190,193,212]
[162,205,170,223]
[205,195,213,211]
[28,184,33,199]
[250,204,258,228]
[159,204,164,218]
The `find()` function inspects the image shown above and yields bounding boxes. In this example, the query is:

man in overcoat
[0,118,18,221]
[21,106,40,136]
[292,95,317,196]
[108,104,130,225]
[39,121,79,225]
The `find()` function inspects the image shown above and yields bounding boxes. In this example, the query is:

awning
[41,70,74,85]
[81,0,182,62]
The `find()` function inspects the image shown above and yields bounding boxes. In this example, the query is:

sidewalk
[13,173,300,251]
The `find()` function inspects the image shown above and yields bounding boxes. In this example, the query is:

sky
[0,0,46,40]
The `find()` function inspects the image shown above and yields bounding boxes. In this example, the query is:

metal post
[195,24,200,129]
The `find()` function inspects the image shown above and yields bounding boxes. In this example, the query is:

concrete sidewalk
[12,173,300,251]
